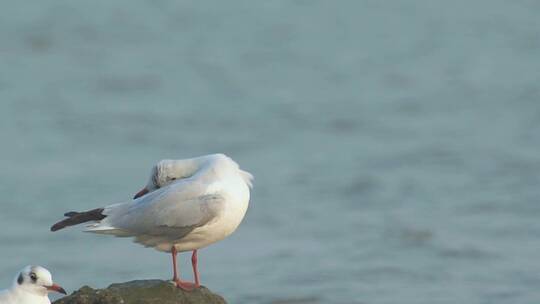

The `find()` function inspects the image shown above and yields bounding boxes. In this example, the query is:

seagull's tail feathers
[50,208,107,232]
[83,202,133,236]
[83,224,132,236]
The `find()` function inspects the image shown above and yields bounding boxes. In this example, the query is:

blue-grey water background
[1,1,540,303]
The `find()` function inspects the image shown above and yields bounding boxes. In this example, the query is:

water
[1,1,540,303]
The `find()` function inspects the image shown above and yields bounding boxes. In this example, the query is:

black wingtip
[51,208,106,232]
[51,217,71,231]
[50,223,62,232]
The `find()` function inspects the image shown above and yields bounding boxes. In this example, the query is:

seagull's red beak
[46,283,67,295]
[133,187,149,199]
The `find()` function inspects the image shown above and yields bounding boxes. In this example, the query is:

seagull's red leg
[171,246,197,291]
[191,250,200,287]
[171,246,178,282]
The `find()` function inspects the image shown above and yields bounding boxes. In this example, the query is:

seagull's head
[14,266,66,296]
[133,159,200,199]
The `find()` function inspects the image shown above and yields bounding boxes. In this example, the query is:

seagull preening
[0,266,66,304]
[51,154,253,290]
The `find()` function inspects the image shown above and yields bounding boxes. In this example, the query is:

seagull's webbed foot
[174,279,199,291]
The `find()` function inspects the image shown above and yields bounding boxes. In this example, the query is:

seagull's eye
[170,177,177,181]
[29,272,37,282]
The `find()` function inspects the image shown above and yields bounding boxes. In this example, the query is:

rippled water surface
[1,1,540,303]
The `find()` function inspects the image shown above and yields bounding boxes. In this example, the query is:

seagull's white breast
[0,289,51,304]
[169,170,250,252]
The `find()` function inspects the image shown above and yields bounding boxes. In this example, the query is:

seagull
[51,154,253,290]
[0,265,67,304]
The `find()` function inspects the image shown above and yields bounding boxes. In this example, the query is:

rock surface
[53,280,227,304]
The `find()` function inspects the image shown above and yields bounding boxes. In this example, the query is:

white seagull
[0,265,66,304]
[51,154,253,290]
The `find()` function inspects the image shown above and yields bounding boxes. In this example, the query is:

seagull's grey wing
[110,184,225,240]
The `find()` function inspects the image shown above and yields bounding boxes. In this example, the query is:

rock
[53,280,227,304]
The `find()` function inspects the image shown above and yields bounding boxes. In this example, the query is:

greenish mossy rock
[53,280,227,304]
